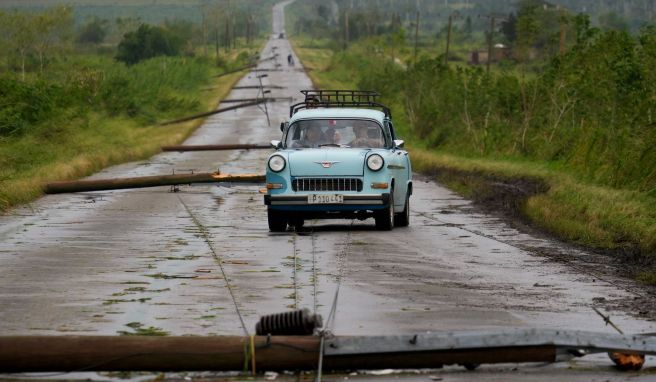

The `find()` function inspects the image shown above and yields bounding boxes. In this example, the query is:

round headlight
[366,154,384,171]
[268,155,286,172]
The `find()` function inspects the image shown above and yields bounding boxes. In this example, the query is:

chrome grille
[292,178,363,192]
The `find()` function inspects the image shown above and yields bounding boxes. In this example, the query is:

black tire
[267,208,287,232]
[374,190,394,231]
[289,217,305,229]
[394,194,410,227]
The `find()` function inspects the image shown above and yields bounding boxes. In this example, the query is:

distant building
[469,44,511,65]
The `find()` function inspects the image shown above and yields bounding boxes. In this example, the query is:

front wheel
[267,208,288,232]
[394,194,410,227]
[289,217,305,229]
[374,191,394,231]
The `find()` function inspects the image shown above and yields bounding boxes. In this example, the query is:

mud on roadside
[421,167,656,321]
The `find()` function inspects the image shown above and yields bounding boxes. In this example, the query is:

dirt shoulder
[412,150,656,319]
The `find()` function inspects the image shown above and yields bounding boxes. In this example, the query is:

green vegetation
[118,322,169,336]
[288,0,656,275]
[0,4,267,212]
[115,24,186,65]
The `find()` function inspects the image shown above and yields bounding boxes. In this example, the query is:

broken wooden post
[161,144,271,152]
[159,99,265,126]
[43,173,265,194]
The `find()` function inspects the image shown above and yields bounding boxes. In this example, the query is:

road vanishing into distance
[1,1,655,380]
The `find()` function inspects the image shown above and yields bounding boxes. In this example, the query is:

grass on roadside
[290,34,656,282]
[410,148,656,256]
[0,47,259,212]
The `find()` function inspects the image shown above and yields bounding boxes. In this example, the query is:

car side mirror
[394,139,405,148]
[270,140,282,149]
[280,122,288,132]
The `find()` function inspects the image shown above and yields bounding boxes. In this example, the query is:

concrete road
[0,1,655,379]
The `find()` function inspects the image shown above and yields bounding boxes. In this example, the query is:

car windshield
[284,119,386,149]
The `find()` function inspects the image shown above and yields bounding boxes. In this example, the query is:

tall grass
[290,32,656,264]
[0,47,259,211]
[356,27,656,193]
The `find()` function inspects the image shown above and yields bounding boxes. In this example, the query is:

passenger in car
[324,127,342,145]
[349,125,371,147]
[366,128,385,148]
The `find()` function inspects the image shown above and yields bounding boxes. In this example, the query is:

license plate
[307,194,344,204]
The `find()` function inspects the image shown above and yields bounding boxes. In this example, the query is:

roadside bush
[0,76,60,136]
[115,24,184,65]
[0,55,212,138]
[351,27,656,193]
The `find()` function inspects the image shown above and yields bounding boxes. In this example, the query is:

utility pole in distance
[344,10,350,50]
[414,11,420,63]
[559,10,566,56]
[444,11,459,66]
[486,15,495,74]
[479,14,506,74]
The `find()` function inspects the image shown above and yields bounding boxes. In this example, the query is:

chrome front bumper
[264,193,390,206]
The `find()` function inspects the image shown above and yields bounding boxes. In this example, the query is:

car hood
[287,148,369,176]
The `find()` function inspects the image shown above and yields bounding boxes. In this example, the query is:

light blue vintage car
[264,90,412,231]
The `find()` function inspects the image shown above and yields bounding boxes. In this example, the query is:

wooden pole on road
[161,144,271,152]
[0,336,319,372]
[159,99,265,126]
[0,335,557,372]
[43,173,265,194]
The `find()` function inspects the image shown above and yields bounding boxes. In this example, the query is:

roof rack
[290,89,391,118]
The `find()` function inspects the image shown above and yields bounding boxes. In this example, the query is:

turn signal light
[371,182,389,189]
[267,183,283,189]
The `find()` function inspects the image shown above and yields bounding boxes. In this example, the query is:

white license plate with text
[307,194,344,204]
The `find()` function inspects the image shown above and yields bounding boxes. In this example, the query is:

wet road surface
[1,1,655,379]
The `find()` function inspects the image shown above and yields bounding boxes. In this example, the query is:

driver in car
[292,125,323,148]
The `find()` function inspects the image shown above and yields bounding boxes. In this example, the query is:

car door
[385,121,409,207]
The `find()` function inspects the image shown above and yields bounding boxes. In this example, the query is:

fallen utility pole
[159,99,265,126]
[233,85,285,89]
[220,97,291,103]
[213,65,257,78]
[0,336,317,372]
[162,144,271,152]
[2,329,656,372]
[258,54,279,62]
[212,55,279,78]
[43,172,265,194]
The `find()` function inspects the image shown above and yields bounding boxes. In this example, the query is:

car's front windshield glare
[285,119,386,149]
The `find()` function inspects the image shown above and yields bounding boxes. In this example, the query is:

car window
[284,119,387,149]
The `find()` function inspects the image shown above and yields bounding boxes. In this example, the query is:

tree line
[0,7,73,80]
[0,2,270,137]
